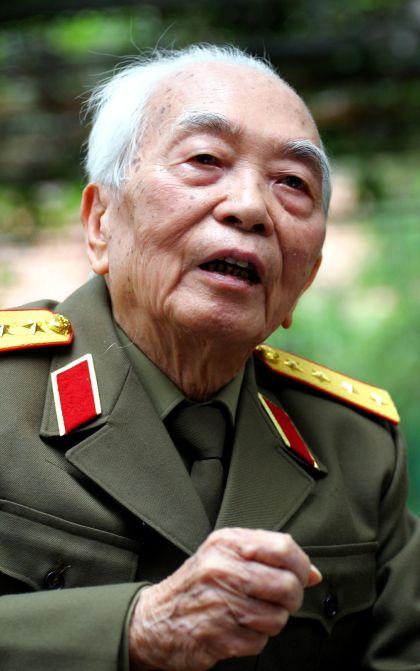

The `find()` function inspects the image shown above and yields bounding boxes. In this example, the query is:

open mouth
[199,256,261,285]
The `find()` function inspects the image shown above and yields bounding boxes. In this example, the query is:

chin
[177,309,264,348]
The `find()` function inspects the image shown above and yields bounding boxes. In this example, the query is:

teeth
[199,256,260,285]
[223,257,251,269]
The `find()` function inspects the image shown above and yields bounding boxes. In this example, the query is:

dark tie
[166,403,227,525]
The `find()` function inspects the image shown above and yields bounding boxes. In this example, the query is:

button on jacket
[0,275,419,670]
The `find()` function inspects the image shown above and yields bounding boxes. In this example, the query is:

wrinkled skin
[82,62,326,400]
[129,529,321,671]
[81,62,326,668]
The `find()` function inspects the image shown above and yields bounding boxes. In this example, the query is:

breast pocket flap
[294,542,378,634]
[0,503,139,591]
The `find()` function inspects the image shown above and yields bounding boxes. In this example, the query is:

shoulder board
[0,309,73,352]
[255,343,400,425]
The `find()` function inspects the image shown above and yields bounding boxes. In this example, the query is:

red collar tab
[258,393,320,471]
[51,354,101,436]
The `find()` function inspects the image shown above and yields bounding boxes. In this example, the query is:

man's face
[97,63,326,348]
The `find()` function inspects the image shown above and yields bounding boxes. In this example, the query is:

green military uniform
[1,275,419,670]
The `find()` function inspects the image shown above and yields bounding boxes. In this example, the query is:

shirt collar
[116,325,244,425]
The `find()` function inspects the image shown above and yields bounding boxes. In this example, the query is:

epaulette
[255,343,400,425]
[0,309,73,352]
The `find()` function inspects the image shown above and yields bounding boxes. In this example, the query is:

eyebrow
[174,111,241,138]
[172,112,331,214]
[282,139,331,214]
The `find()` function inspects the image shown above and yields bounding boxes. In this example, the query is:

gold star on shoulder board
[0,310,73,352]
[255,343,400,424]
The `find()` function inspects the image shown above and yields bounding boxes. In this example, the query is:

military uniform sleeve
[0,582,149,671]
[362,426,420,669]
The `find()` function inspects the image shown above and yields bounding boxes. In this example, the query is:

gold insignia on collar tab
[0,310,73,352]
[255,343,400,425]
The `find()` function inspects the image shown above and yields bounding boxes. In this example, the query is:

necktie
[167,402,227,525]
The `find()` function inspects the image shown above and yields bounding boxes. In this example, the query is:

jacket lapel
[216,359,316,531]
[39,276,211,556]
[39,276,319,551]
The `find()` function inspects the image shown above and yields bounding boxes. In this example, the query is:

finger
[230,560,305,611]
[220,529,312,587]
[221,591,291,636]
[308,564,322,587]
[210,627,269,660]
[199,547,301,609]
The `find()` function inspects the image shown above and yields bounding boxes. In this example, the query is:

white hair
[84,44,331,213]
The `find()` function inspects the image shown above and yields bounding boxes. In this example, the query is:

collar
[115,325,244,425]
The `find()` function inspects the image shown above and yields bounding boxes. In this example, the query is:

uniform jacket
[0,275,419,670]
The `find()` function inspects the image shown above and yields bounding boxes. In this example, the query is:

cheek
[264,226,324,321]
[108,240,137,308]
[130,180,203,252]
[280,223,324,283]
[282,248,314,283]
[120,222,186,317]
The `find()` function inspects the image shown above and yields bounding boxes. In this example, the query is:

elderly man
[0,44,419,671]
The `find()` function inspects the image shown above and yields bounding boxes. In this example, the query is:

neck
[115,316,253,401]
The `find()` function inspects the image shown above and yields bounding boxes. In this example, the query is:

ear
[80,183,111,275]
[282,255,323,329]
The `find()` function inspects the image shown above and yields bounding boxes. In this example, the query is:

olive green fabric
[115,324,244,424]
[0,582,145,671]
[0,274,419,670]
[167,402,227,524]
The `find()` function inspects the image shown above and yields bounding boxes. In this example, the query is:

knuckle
[268,609,290,636]
[209,527,231,543]
[289,585,303,613]
[197,555,223,581]
[200,531,218,551]
[275,572,302,611]
[196,554,238,590]
[279,533,295,553]
[208,528,225,542]
[249,635,269,656]
[265,621,281,637]
[282,569,298,591]
[234,607,254,629]
[235,564,254,593]
[201,531,220,551]
[285,584,303,613]
[291,590,304,613]
[223,635,267,659]
[223,640,242,658]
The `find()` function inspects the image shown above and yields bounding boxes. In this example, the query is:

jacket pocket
[294,541,378,634]
[0,499,140,591]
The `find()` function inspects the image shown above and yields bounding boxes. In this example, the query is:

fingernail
[309,564,323,585]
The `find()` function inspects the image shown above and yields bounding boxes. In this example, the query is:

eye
[280,174,307,191]
[191,153,219,166]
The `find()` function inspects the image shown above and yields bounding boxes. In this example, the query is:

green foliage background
[1,0,419,510]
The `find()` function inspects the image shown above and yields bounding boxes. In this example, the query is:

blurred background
[1,0,419,510]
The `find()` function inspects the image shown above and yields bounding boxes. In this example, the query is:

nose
[213,169,274,236]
